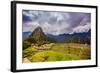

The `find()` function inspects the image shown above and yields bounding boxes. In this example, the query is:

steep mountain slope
[23,27,55,49]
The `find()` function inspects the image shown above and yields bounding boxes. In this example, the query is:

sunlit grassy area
[23,43,91,63]
[30,51,80,62]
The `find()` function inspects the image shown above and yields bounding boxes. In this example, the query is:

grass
[30,51,80,62]
[51,43,91,59]
[23,47,37,59]
[23,43,91,63]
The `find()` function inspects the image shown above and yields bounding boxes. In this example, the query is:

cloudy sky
[22,10,91,35]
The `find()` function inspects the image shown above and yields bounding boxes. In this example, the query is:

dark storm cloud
[22,10,91,35]
[68,12,91,28]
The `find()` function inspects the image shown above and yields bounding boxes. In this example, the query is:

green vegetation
[23,40,31,50]
[30,51,80,62]
[23,43,91,63]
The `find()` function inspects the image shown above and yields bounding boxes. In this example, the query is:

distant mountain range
[23,32,31,38]
[23,27,91,44]
[47,30,90,42]
[23,26,91,49]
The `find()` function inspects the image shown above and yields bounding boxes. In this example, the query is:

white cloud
[23,22,39,32]
[73,22,91,33]
[23,11,33,17]
[23,10,91,35]
[23,21,70,35]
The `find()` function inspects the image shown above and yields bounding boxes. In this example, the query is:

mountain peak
[27,26,55,45]
[29,26,45,38]
[35,26,43,32]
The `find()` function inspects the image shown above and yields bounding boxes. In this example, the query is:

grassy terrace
[23,43,91,63]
